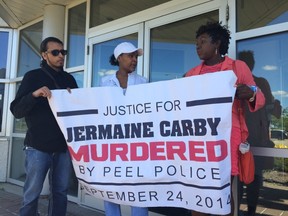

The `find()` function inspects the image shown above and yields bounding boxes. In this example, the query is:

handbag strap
[238,101,248,143]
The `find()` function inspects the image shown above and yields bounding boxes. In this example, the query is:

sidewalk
[0,183,105,216]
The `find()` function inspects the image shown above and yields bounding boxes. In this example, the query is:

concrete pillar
[43,4,65,41]
[41,4,65,195]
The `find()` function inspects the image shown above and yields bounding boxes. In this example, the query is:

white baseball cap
[114,42,143,59]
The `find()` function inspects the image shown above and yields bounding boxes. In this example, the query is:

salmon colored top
[185,56,265,175]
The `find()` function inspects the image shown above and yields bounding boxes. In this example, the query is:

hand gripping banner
[48,71,237,215]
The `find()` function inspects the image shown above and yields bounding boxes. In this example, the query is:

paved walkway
[2,182,287,216]
[0,183,104,216]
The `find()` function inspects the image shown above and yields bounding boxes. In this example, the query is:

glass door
[83,24,145,215]
[87,24,144,88]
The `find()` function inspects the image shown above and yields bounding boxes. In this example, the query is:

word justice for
[102,100,181,116]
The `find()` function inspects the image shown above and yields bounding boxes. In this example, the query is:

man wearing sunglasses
[10,37,78,216]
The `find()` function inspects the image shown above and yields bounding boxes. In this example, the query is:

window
[149,10,218,82]
[17,22,43,77]
[236,0,288,32]
[13,83,27,133]
[90,0,171,28]
[66,2,86,68]
[9,137,26,181]
[0,31,8,78]
[237,32,288,125]
[237,32,288,215]
[0,31,9,132]
[91,34,138,87]
[10,22,43,182]
[71,71,84,88]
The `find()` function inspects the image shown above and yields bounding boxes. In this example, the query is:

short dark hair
[40,37,63,53]
[196,22,231,55]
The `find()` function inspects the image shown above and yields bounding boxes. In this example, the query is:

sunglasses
[46,49,68,56]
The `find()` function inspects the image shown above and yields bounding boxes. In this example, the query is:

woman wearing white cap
[100,42,147,92]
[100,42,149,216]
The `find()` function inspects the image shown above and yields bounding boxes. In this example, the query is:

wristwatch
[249,85,257,102]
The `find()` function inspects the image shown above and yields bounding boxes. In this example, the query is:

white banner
[49,71,237,215]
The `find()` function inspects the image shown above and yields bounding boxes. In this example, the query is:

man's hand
[32,86,52,98]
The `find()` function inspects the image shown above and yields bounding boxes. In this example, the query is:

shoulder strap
[232,59,238,78]
[41,67,61,89]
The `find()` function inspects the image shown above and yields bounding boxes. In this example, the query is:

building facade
[0,0,287,215]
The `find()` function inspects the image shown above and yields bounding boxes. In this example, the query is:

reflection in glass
[0,31,8,132]
[90,0,171,28]
[67,3,86,68]
[9,137,26,181]
[17,22,43,77]
[13,118,27,133]
[237,32,288,131]
[71,71,84,88]
[68,168,78,197]
[0,83,5,132]
[149,10,218,82]
[13,82,27,133]
[238,50,279,215]
[239,155,288,215]
[236,0,288,32]
[91,34,138,87]
[0,31,8,78]
[237,32,288,215]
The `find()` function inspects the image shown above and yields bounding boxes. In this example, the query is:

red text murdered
[68,140,228,162]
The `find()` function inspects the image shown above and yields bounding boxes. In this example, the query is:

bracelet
[249,85,257,102]
[249,91,256,102]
